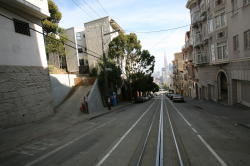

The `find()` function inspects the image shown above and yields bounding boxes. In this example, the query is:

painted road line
[95,101,156,166]
[25,119,116,166]
[156,96,164,166]
[167,99,228,166]
[164,100,184,166]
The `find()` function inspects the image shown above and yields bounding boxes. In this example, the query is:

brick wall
[0,65,53,128]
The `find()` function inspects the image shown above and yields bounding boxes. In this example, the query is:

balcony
[193,33,202,47]
[1,0,50,19]
[200,0,207,16]
[196,52,209,65]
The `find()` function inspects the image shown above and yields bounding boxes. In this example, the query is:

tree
[107,33,156,99]
[108,33,155,78]
[42,0,62,34]
[98,59,122,94]
[130,72,159,93]
[42,0,65,58]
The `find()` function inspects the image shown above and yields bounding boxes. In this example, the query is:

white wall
[25,0,49,15]
[50,74,77,106]
[0,6,48,68]
[65,28,79,72]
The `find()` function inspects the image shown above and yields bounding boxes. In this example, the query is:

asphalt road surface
[1,95,250,166]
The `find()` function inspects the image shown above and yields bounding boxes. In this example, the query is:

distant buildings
[0,0,53,127]
[173,0,250,107]
[172,52,185,94]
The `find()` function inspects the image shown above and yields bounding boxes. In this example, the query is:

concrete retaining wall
[49,74,77,106]
[0,65,53,128]
[87,79,105,113]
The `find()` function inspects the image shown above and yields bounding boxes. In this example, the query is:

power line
[126,25,190,34]
[78,0,102,18]
[95,0,110,16]
[124,4,246,34]
[0,9,102,57]
[0,12,101,59]
[70,0,95,19]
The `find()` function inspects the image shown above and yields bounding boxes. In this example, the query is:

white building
[0,0,53,127]
[84,16,123,71]
[65,27,88,74]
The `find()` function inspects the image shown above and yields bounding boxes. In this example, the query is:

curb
[89,103,132,120]
[235,122,250,130]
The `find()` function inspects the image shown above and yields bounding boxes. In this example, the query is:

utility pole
[101,25,109,105]
[101,25,120,107]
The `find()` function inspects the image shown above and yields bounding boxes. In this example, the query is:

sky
[54,0,190,73]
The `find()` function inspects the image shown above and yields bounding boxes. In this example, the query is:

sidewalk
[0,88,131,157]
[184,97,250,128]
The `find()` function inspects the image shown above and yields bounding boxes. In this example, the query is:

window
[215,11,226,29]
[217,31,225,39]
[211,44,215,61]
[78,48,83,53]
[13,19,30,36]
[217,42,227,60]
[216,0,223,5]
[208,19,213,33]
[76,32,81,40]
[232,0,238,13]
[243,0,250,6]
[79,59,84,66]
[233,35,239,51]
[244,30,250,49]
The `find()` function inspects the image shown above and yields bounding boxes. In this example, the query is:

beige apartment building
[172,52,185,94]
[84,17,123,71]
[186,0,250,106]
[182,31,197,98]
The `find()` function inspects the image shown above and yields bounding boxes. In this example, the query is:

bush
[89,67,98,77]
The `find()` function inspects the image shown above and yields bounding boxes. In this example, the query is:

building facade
[172,52,185,94]
[186,0,250,106]
[0,0,53,127]
[84,16,123,71]
[65,27,89,74]
[182,31,197,98]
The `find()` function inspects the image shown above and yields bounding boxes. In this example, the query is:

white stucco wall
[25,0,49,15]
[0,6,48,68]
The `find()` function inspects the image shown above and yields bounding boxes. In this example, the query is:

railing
[193,33,202,46]
[196,52,209,64]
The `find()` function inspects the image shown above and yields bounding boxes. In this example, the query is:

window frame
[78,47,83,53]
[13,19,30,36]
[76,32,82,40]
[217,42,228,60]
[243,0,250,6]
[244,30,250,49]
[233,34,239,51]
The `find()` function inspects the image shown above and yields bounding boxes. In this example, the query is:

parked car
[166,93,174,99]
[172,94,185,102]
[135,96,144,103]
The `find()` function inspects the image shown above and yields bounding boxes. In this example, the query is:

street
[0,95,250,166]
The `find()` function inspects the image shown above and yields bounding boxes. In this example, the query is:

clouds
[54,0,190,72]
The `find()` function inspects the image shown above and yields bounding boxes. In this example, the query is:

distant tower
[164,52,168,74]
